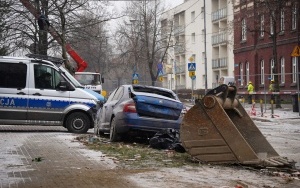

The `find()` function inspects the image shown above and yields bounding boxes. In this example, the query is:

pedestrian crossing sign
[188,63,196,71]
[132,73,139,80]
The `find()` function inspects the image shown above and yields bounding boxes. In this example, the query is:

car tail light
[123,102,136,113]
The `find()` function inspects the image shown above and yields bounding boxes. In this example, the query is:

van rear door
[0,62,28,123]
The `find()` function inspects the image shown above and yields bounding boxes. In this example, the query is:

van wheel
[109,118,121,142]
[66,112,90,133]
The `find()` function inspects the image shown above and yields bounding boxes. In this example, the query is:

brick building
[233,0,299,101]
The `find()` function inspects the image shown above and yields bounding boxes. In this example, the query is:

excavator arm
[20,0,88,72]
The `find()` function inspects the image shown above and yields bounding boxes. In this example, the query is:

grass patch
[76,135,198,169]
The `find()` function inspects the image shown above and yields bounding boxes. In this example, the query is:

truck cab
[74,72,104,96]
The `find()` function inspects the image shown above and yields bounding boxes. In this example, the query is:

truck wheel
[66,112,90,133]
[109,118,121,142]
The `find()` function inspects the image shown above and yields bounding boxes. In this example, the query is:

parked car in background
[94,85,184,141]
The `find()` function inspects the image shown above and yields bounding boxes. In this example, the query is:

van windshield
[59,66,83,88]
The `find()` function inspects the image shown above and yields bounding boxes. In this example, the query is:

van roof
[0,55,62,68]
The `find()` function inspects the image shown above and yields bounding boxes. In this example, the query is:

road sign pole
[191,78,194,105]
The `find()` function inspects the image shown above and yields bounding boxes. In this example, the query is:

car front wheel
[109,118,121,142]
[66,112,90,133]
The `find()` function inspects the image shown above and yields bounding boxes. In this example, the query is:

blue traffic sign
[157,62,163,70]
[158,70,163,76]
[132,73,139,80]
[188,63,196,71]
[191,75,196,80]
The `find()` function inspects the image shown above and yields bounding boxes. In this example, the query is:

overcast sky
[108,0,184,31]
[165,0,183,9]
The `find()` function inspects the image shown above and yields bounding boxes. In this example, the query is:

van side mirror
[101,77,104,83]
[57,81,73,91]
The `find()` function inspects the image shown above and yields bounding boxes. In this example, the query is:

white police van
[0,55,104,133]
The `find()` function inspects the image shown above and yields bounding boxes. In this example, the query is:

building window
[270,58,274,81]
[292,57,297,83]
[260,14,264,37]
[246,61,249,84]
[280,57,285,84]
[241,18,247,41]
[280,9,285,32]
[292,3,297,30]
[270,12,274,35]
[191,11,195,22]
[239,63,244,86]
[260,60,265,85]
[191,33,195,43]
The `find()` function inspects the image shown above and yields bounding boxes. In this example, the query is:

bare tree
[0,0,11,55]
[115,0,173,86]
[5,0,114,74]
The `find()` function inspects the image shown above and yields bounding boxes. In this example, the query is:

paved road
[0,126,133,188]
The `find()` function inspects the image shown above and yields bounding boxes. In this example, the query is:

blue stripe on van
[28,98,70,109]
[0,97,27,107]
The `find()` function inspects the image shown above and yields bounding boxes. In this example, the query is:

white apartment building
[161,0,234,92]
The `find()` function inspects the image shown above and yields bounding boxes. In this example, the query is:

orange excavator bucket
[180,84,290,167]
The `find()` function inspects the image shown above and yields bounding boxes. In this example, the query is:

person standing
[269,80,275,103]
[247,81,254,104]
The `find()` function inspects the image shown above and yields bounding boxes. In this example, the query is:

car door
[27,64,70,123]
[100,86,125,128]
[0,61,28,124]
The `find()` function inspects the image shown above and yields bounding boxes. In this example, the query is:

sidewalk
[183,101,300,122]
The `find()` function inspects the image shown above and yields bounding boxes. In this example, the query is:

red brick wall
[233,0,299,94]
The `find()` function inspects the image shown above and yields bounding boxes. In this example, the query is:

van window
[0,62,27,88]
[34,64,65,89]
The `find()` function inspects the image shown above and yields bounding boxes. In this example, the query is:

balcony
[174,25,185,36]
[174,43,185,54]
[212,7,227,22]
[211,31,227,45]
[212,57,228,69]
[174,63,186,74]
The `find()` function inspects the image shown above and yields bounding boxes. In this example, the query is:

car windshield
[59,66,83,88]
